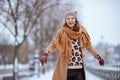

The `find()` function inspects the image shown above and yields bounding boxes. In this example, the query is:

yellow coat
[46,26,98,80]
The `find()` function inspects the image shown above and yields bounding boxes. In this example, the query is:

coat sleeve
[82,27,98,57]
[45,29,62,54]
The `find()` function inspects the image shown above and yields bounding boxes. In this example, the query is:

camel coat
[46,26,98,80]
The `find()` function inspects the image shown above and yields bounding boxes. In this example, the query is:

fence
[86,63,120,80]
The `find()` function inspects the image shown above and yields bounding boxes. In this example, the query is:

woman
[40,11,104,80]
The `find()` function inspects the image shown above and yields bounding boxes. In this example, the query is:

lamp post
[34,50,40,77]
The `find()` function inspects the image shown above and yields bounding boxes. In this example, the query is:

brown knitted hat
[65,11,77,18]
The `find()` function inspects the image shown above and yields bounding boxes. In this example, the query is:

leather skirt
[67,68,85,80]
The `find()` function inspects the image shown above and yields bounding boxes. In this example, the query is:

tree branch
[0,19,15,37]
[7,0,16,22]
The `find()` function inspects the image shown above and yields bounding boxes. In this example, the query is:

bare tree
[31,1,74,53]
[0,0,75,79]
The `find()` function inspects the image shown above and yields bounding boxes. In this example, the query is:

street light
[34,50,40,77]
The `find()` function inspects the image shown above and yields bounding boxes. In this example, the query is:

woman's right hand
[39,51,49,65]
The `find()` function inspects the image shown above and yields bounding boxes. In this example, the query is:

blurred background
[0,0,120,80]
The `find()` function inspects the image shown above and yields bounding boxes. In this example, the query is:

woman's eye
[67,18,70,20]
[72,17,75,19]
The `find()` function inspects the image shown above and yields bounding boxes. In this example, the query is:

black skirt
[67,68,85,80]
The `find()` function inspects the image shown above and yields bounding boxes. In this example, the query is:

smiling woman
[39,11,104,80]
[65,12,76,28]
[64,11,80,32]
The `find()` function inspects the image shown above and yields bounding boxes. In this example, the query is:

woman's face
[65,15,76,28]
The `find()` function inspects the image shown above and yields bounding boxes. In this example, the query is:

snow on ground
[0,64,29,70]
[86,70,102,80]
[20,69,53,80]
[20,69,103,80]
[0,64,103,80]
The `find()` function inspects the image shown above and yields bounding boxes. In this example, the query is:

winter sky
[75,0,120,46]
[0,0,120,46]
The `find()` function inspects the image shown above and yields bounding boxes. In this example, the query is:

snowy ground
[20,69,103,80]
[0,64,101,80]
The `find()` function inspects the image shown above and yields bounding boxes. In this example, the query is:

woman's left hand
[96,55,105,66]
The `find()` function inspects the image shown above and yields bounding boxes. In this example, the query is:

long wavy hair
[63,17,80,32]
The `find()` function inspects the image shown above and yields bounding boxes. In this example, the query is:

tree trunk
[13,45,20,80]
